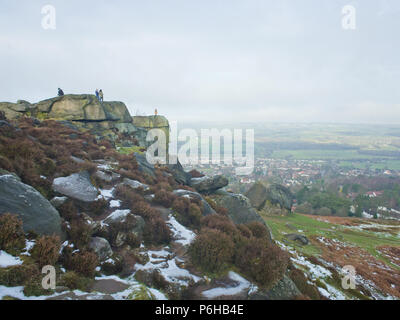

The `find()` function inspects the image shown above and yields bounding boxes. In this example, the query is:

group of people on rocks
[95,89,104,102]
[57,88,104,102]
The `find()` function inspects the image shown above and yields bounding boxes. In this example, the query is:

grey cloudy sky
[0,0,399,123]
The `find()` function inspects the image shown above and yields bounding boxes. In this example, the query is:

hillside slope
[0,100,301,300]
[262,212,400,299]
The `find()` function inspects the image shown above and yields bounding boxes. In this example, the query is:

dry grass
[30,235,61,268]
[311,236,400,298]
[377,246,400,268]
[0,213,26,255]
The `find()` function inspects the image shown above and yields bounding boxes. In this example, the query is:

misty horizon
[1,0,399,123]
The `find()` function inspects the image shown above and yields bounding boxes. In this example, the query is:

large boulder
[245,182,293,213]
[49,95,107,121]
[0,174,63,237]
[173,189,216,216]
[132,115,169,128]
[89,237,113,262]
[244,182,267,210]
[34,97,60,112]
[1,95,135,132]
[213,191,267,227]
[132,115,170,150]
[266,183,294,211]
[52,171,99,202]
[0,101,33,114]
[190,175,229,194]
[167,159,191,185]
[100,210,146,247]
[134,152,155,178]
[102,101,132,123]
[0,96,176,156]
[0,102,21,119]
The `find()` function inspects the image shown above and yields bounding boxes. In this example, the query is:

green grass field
[270,149,393,161]
[339,160,400,170]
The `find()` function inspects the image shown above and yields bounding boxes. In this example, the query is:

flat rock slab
[91,279,130,295]
[190,175,228,193]
[122,178,149,191]
[52,171,98,202]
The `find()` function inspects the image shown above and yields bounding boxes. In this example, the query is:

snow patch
[97,188,115,201]
[167,215,196,246]
[0,251,23,268]
[110,200,121,208]
[202,271,257,298]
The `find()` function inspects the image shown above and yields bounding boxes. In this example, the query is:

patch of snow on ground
[202,271,257,299]
[276,240,349,300]
[59,241,74,254]
[135,249,201,286]
[167,215,196,246]
[0,251,23,268]
[21,240,35,256]
[94,274,167,300]
[319,282,347,300]
[291,254,332,280]
[362,212,374,219]
[109,200,121,208]
[316,236,350,249]
[97,188,115,201]
[0,285,69,300]
[105,209,131,222]
[97,164,112,171]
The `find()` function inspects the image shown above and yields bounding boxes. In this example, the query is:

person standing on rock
[58,88,64,96]
[95,89,100,101]
[99,89,104,102]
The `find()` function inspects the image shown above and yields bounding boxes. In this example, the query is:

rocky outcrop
[89,237,113,262]
[173,189,216,216]
[245,181,293,213]
[134,152,156,178]
[244,182,267,209]
[0,174,63,237]
[213,191,268,229]
[100,211,146,247]
[0,95,170,148]
[167,159,192,185]
[52,171,99,202]
[133,115,170,150]
[190,175,229,194]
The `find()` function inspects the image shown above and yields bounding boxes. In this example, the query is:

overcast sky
[0,0,399,123]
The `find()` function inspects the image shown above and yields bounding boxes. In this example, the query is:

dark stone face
[245,182,294,212]
[214,191,271,240]
[0,174,63,237]
[190,175,229,194]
